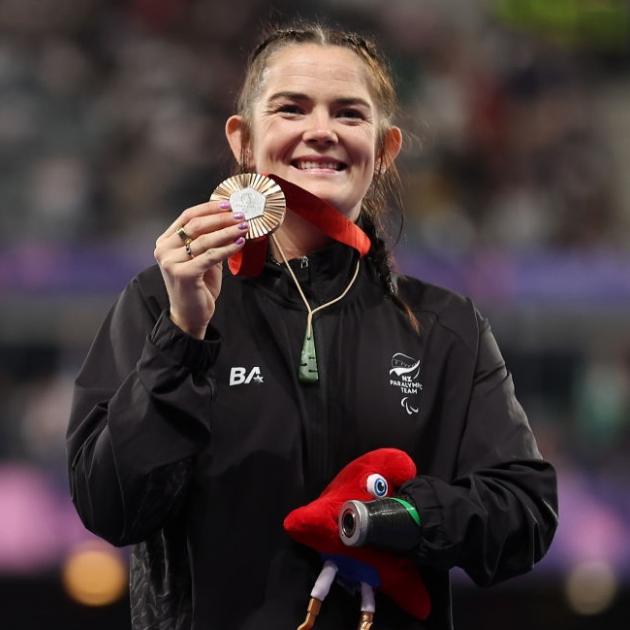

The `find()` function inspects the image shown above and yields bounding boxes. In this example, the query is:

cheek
[350,130,379,169]
[251,122,295,166]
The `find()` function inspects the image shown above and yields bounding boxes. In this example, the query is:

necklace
[271,235,361,384]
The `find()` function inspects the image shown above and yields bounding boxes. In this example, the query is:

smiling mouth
[291,159,347,172]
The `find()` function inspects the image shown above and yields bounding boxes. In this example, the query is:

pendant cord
[270,234,361,335]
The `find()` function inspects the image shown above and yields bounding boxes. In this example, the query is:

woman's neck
[270,210,332,260]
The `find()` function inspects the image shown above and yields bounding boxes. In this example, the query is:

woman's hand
[154,201,248,339]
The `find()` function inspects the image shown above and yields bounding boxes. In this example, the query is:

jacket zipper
[308,253,330,490]
[312,313,330,489]
[296,253,331,496]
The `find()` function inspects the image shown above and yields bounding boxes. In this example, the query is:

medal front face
[230,187,266,220]
[210,173,286,239]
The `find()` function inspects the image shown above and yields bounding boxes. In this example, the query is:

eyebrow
[266,91,372,109]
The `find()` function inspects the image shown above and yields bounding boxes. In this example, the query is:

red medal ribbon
[227,174,371,277]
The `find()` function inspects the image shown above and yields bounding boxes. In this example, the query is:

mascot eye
[366,474,389,498]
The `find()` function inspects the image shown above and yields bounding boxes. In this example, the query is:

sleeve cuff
[148,310,221,372]
[400,477,449,562]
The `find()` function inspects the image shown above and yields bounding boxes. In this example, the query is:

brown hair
[234,21,419,333]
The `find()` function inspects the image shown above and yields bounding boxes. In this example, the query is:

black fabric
[67,242,557,629]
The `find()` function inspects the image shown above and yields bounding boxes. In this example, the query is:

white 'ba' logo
[229,366,264,386]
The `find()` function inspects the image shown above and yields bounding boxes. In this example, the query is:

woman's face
[227,44,400,222]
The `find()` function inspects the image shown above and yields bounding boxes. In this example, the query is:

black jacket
[67,243,557,629]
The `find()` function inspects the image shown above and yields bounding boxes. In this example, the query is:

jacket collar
[251,240,362,308]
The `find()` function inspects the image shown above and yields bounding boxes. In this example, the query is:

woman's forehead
[259,44,373,102]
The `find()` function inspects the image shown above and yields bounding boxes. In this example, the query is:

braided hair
[233,20,419,334]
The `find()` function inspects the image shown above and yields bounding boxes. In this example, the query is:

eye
[276,104,303,116]
[337,108,364,120]
[366,474,388,498]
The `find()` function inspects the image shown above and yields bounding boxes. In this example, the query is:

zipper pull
[300,256,309,269]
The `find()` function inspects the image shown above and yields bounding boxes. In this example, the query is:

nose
[302,111,338,145]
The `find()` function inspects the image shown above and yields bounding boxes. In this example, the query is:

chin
[274,169,360,218]
[293,182,350,211]
[305,189,351,214]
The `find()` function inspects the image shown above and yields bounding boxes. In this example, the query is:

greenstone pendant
[298,328,319,384]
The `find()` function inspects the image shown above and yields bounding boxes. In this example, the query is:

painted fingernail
[219,201,230,209]
[239,222,248,230]
[235,237,246,245]
[232,211,245,220]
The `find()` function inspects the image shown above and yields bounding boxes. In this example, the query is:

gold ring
[176,226,191,243]
[184,239,194,259]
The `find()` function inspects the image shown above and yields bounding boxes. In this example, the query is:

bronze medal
[210,173,286,239]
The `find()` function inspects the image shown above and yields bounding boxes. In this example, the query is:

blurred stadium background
[1,0,629,628]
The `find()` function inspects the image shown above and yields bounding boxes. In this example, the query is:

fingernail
[239,222,248,230]
[220,201,230,209]
[235,237,246,245]
[232,211,245,220]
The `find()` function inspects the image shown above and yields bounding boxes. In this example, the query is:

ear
[225,115,251,166]
[379,126,402,173]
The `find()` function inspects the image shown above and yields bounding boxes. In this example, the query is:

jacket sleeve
[400,313,558,586]
[66,273,220,546]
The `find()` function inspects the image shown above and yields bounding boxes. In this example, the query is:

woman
[67,23,557,630]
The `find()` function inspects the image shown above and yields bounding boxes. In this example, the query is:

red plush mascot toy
[284,448,431,629]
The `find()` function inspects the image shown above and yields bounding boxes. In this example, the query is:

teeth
[296,160,342,171]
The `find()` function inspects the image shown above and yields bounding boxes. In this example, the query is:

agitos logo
[388,353,422,416]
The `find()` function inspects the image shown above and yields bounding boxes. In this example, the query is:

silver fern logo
[389,353,422,415]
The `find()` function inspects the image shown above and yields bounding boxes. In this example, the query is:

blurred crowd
[1,0,630,585]
[1,0,629,250]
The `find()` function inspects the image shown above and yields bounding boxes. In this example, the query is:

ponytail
[361,214,420,335]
